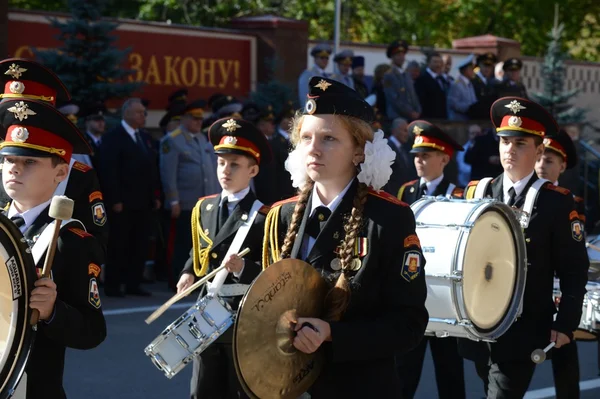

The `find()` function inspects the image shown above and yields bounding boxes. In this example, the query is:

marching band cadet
[535,129,588,399]
[395,120,466,399]
[262,76,428,398]
[0,98,106,398]
[176,118,271,399]
[0,58,109,253]
[461,97,589,398]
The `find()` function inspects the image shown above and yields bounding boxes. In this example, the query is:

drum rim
[0,213,36,397]
[467,202,527,339]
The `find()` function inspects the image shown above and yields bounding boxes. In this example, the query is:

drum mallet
[531,342,556,364]
[30,195,75,326]
[145,247,250,325]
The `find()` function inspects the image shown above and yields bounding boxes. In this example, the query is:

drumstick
[586,242,600,252]
[30,196,75,326]
[145,247,250,325]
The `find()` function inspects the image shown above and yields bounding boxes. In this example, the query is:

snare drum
[553,279,600,341]
[411,197,527,341]
[145,294,235,378]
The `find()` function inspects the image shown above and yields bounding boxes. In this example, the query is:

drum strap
[207,199,263,297]
[31,219,85,265]
[519,178,549,228]
[445,183,456,197]
[473,177,493,199]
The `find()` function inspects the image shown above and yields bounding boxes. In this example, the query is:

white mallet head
[49,195,74,221]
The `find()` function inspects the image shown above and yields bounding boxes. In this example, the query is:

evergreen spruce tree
[249,56,297,115]
[33,0,142,116]
[530,8,586,125]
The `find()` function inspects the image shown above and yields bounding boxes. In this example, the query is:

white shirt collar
[503,170,535,200]
[426,67,438,79]
[220,186,250,206]
[459,74,471,85]
[121,120,137,140]
[309,179,354,217]
[419,174,444,194]
[8,198,52,233]
[476,71,487,85]
[388,135,401,149]
[278,128,290,140]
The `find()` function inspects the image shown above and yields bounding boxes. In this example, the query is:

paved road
[59,283,600,399]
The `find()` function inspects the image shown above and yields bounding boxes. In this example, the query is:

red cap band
[2,125,73,162]
[413,135,454,157]
[215,135,260,162]
[498,115,545,137]
[544,137,567,161]
[1,80,57,104]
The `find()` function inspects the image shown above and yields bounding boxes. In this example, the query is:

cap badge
[8,101,37,121]
[9,81,25,94]
[414,136,424,144]
[413,126,423,135]
[305,99,317,115]
[11,127,29,143]
[543,138,551,146]
[223,119,241,132]
[505,100,526,114]
[507,116,522,127]
[224,136,238,145]
[5,64,27,79]
[314,79,332,91]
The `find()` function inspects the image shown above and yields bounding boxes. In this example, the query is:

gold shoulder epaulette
[72,161,91,173]
[465,180,480,200]
[169,128,182,138]
[398,179,418,200]
[369,189,408,207]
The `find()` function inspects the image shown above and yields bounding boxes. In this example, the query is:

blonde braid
[324,182,369,321]
[280,180,314,259]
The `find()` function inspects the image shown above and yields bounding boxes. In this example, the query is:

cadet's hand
[171,203,181,219]
[293,317,331,354]
[551,330,571,348]
[112,203,123,213]
[176,273,195,294]
[30,278,57,321]
[223,254,244,274]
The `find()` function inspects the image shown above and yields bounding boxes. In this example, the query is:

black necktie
[306,206,331,239]
[135,131,148,154]
[507,187,517,206]
[436,75,446,92]
[10,215,25,228]
[218,198,229,232]
[420,183,428,196]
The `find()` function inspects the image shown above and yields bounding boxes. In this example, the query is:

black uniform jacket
[182,191,267,313]
[10,206,107,398]
[397,177,463,205]
[263,179,428,398]
[494,78,529,99]
[460,174,589,363]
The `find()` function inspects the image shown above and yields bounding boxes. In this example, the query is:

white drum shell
[145,295,235,378]
[554,280,600,337]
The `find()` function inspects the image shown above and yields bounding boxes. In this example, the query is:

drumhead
[462,206,524,334]
[0,213,36,398]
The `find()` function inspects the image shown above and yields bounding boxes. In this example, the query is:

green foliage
[31,0,142,114]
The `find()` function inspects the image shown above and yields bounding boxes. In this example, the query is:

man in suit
[495,58,528,99]
[461,97,588,398]
[0,98,106,398]
[442,54,454,85]
[176,118,271,399]
[159,99,220,287]
[384,117,417,195]
[72,105,106,169]
[0,58,109,255]
[414,52,448,119]
[330,50,355,89]
[448,54,478,121]
[298,44,332,105]
[98,98,161,297]
[383,40,421,122]
[470,52,499,120]
[464,127,503,180]
[396,120,465,399]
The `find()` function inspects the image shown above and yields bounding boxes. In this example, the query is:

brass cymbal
[233,258,328,399]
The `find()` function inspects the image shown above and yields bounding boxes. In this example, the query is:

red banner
[7,11,256,110]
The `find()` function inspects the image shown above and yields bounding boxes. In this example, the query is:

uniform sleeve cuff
[43,306,57,324]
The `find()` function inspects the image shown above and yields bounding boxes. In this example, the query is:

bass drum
[411,197,527,341]
[0,213,36,399]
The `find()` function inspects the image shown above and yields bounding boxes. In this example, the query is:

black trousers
[551,341,580,398]
[397,336,466,399]
[475,360,536,399]
[104,209,151,292]
[171,209,193,284]
[190,343,248,399]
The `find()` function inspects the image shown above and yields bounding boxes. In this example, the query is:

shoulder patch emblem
[92,203,107,226]
[545,183,570,195]
[89,190,103,202]
[271,196,300,208]
[88,263,101,278]
[404,234,421,248]
[89,278,101,309]
[401,251,422,282]
[68,227,93,238]
[368,189,408,206]
[72,161,91,173]
[572,220,583,242]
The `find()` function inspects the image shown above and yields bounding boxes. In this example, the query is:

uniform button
[211,252,218,259]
